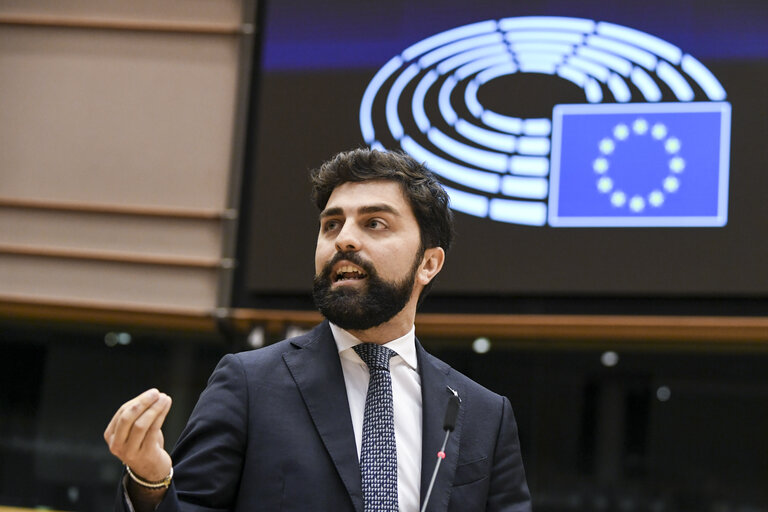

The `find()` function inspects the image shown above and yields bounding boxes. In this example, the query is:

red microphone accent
[437,451,446,459]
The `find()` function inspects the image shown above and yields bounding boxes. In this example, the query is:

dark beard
[312,250,421,331]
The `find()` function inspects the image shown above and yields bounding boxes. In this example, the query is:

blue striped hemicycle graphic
[360,16,732,227]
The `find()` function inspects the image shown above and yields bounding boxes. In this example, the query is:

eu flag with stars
[548,102,731,227]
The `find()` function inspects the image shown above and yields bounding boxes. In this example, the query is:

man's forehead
[323,180,409,213]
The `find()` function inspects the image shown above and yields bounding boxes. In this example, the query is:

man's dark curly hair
[310,148,454,301]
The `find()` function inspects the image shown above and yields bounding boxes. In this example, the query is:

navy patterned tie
[354,343,399,511]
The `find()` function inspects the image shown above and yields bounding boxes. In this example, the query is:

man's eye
[323,220,340,232]
[368,219,386,229]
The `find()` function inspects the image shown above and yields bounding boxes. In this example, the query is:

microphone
[420,387,461,512]
[443,390,460,431]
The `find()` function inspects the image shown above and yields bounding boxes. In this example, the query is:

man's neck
[347,324,409,344]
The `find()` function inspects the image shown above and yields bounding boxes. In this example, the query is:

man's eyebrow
[358,204,399,216]
[319,206,343,219]
[319,204,399,219]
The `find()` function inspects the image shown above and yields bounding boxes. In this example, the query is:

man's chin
[317,301,380,331]
[314,288,388,331]
[312,269,415,332]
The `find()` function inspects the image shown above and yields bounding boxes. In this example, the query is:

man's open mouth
[333,264,368,283]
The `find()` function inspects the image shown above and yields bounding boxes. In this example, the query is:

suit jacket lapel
[418,341,464,512]
[282,322,363,512]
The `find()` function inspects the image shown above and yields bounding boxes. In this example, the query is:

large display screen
[236,0,768,309]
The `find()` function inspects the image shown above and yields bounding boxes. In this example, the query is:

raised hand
[104,388,173,503]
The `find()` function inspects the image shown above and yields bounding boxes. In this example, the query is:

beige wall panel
[0,0,242,24]
[0,208,222,257]
[0,25,238,209]
[0,254,218,309]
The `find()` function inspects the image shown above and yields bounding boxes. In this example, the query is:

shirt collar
[330,322,418,371]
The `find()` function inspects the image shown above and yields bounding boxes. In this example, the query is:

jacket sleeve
[486,397,532,512]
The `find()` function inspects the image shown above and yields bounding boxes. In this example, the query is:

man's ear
[418,247,445,286]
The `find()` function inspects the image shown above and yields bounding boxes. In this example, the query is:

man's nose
[335,223,361,252]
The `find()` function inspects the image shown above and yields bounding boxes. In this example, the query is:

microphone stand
[420,390,460,512]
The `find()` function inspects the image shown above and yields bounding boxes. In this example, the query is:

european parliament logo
[360,16,733,228]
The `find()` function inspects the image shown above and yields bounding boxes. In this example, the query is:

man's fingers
[122,393,172,456]
[104,389,154,442]
[104,388,160,450]
[103,389,174,484]
[138,394,172,453]
[149,394,172,432]
[112,388,161,445]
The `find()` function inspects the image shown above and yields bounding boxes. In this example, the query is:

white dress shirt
[330,323,423,512]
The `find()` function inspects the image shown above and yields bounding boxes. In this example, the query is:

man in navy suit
[105,149,531,511]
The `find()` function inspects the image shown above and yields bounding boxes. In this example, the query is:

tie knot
[354,343,395,371]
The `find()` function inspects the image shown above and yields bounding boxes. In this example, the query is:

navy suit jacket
[117,321,531,511]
